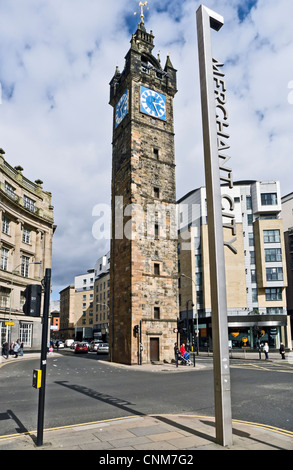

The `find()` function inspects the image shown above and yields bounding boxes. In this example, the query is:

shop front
[198,314,289,351]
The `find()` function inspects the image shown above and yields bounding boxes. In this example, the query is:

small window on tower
[153,148,159,159]
[154,263,160,275]
[154,187,160,198]
[154,224,159,238]
[154,307,160,319]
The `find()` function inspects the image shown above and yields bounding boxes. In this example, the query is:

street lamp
[181,273,199,355]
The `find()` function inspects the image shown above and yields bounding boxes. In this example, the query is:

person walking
[279,342,286,360]
[263,342,269,360]
[2,339,8,359]
[20,340,24,357]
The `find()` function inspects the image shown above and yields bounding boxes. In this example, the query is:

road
[0,352,292,437]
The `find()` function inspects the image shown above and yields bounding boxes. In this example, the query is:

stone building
[109,17,179,364]
[0,149,55,350]
[178,181,291,351]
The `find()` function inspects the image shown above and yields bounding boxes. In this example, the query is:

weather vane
[134,1,149,24]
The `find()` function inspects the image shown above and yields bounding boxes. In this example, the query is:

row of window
[0,249,32,277]
[4,181,37,213]
[2,215,37,245]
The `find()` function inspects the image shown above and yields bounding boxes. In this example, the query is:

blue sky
[0,0,292,299]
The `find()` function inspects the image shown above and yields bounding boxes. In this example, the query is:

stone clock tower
[109,14,178,365]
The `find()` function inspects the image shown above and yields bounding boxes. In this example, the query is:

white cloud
[0,0,292,298]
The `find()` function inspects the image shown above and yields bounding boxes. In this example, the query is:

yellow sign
[5,322,15,326]
[231,332,239,337]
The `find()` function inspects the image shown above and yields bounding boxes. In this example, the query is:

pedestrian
[20,340,24,357]
[13,341,20,358]
[174,342,179,365]
[56,340,59,352]
[180,343,186,356]
[2,339,8,359]
[263,342,269,360]
[279,342,286,360]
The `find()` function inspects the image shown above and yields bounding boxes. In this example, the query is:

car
[96,343,109,354]
[53,340,64,349]
[89,340,102,352]
[65,339,74,348]
[70,341,80,349]
[74,342,88,354]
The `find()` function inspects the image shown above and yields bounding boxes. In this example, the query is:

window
[0,286,10,308]
[251,269,256,283]
[23,195,36,212]
[252,288,258,303]
[19,323,32,347]
[1,248,9,271]
[153,148,159,159]
[5,181,17,200]
[196,272,202,286]
[246,196,252,210]
[265,288,282,301]
[248,233,254,247]
[266,307,283,314]
[263,229,280,243]
[22,227,31,244]
[21,256,30,277]
[265,248,282,262]
[154,263,160,275]
[261,193,278,205]
[154,307,160,319]
[250,251,255,265]
[2,216,10,235]
[154,224,159,238]
[266,267,283,281]
[154,187,160,198]
[247,214,253,225]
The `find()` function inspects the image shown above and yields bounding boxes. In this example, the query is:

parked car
[96,343,109,354]
[89,340,102,352]
[65,339,74,348]
[70,341,80,350]
[74,342,88,354]
[53,340,64,349]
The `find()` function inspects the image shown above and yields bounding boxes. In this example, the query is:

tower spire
[134,1,149,25]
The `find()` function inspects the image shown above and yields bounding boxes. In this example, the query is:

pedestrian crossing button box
[32,369,42,389]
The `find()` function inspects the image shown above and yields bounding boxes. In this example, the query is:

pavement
[0,350,292,451]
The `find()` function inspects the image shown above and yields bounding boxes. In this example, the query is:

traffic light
[23,285,42,317]
[134,325,139,336]
[177,318,187,334]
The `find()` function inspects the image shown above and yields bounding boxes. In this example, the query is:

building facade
[178,181,291,351]
[59,270,94,341]
[109,18,179,364]
[0,149,55,350]
[93,251,110,342]
[282,192,293,341]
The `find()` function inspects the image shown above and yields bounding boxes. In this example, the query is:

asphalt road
[0,353,292,437]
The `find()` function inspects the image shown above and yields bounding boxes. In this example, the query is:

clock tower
[109,15,178,365]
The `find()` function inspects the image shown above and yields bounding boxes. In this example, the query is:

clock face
[115,89,128,128]
[140,86,166,121]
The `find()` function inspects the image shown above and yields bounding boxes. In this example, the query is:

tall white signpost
[196,5,234,447]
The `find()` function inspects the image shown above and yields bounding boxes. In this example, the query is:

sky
[0,0,292,300]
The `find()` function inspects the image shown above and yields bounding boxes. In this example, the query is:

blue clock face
[115,89,128,128]
[140,86,166,121]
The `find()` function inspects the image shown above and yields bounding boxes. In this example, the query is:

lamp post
[181,273,199,355]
